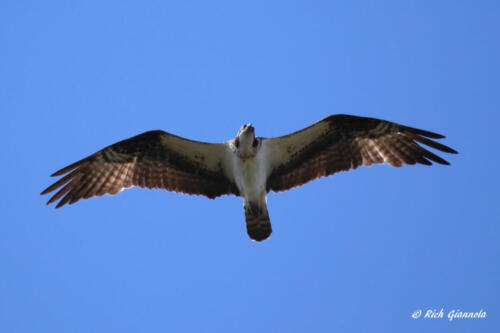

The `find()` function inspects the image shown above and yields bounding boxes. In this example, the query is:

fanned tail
[244,202,272,242]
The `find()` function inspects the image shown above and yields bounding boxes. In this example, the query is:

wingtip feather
[405,133,458,154]
[50,158,87,176]
[400,125,445,139]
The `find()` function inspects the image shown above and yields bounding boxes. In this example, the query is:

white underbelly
[233,155,267,202]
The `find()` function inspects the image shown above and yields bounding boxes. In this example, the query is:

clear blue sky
[1,1,498,332]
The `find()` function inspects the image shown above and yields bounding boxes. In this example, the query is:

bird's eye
[252,138,258,147]
[235,139,240,148]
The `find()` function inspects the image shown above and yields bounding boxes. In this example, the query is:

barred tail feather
[244,203,272,242]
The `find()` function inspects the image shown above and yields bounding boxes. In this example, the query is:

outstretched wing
[263,114,458,192]
[41,130,239,208]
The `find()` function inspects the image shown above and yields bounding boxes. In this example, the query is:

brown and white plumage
[263,114,457,192]
[41,131,239,208]
[42,114,457,242]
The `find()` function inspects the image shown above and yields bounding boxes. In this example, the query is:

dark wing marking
[264,114,458,192]
[41,130,239,208]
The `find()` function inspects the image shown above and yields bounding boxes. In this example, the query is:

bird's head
[237,123,254,137]
[234,123,260,156]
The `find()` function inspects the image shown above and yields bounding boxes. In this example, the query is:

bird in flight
[42,114,457,242]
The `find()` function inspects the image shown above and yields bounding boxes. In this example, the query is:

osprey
[42,114,457,241]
